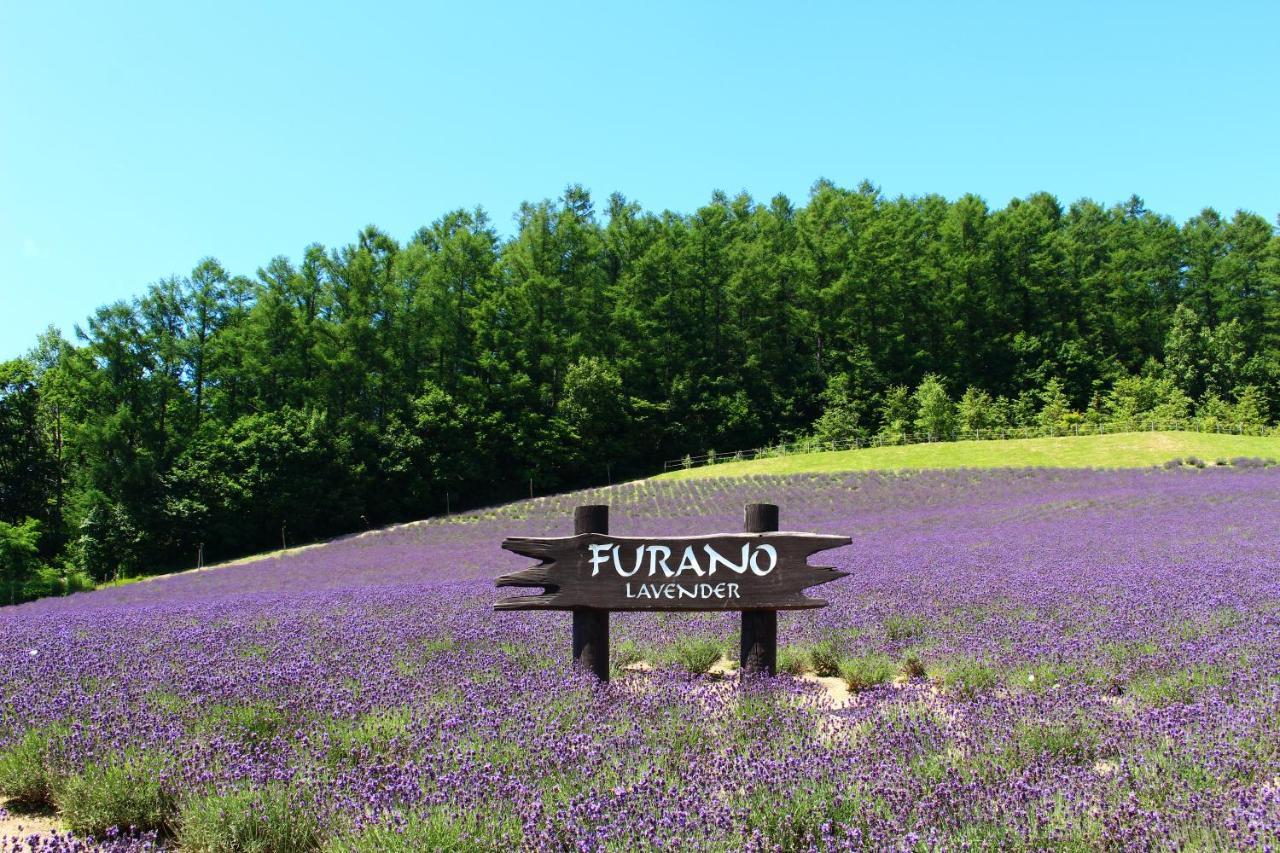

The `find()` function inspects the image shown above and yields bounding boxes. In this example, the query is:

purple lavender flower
[1,467,1278,849]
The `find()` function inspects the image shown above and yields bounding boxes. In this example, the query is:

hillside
[5,466,1280,848]
[657,430,1280,479]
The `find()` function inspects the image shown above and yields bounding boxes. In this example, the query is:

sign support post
[740,503,779,676]
[572,505,610,681]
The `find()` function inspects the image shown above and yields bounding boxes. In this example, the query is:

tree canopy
[2,182,1278,598]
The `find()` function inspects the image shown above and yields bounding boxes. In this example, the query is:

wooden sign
[496,531,850,612]
[494,504,849,681]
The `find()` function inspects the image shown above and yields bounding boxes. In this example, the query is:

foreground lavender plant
[2,467,1279,850]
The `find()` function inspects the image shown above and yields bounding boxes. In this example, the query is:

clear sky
[2,1,1277,358]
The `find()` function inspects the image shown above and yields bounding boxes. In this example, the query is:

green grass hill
[656,431,1280,480]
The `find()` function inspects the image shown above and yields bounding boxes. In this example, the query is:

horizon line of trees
[807,321,1272,450]
[2,180,1278,604]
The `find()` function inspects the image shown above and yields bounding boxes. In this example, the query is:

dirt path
[0,810,61,849]
[799,672,853,706]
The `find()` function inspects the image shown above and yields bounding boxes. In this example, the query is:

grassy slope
[656,431,1280,479]
[90,431,1277,588]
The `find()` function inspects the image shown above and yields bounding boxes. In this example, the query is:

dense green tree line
[1,181,1278,600]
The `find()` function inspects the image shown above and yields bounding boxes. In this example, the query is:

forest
[1,180,1278,602]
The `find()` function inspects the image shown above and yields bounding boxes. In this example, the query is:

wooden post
[573,505,610,681]
[740,503,778,675]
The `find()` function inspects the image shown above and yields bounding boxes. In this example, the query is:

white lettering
[675,546,703,577]
[647,546,673,577]
[704,543,750,576]
[588,543,613,577]
[613,545,643,578]
[618,581,748,600]
[749,544,778,576]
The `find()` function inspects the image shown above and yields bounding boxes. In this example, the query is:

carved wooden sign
[496,531,851,612]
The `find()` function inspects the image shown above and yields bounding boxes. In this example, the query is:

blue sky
[2,1,1277,357]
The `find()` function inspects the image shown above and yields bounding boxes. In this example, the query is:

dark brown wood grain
[741,503,780,675]
[495,531,850,612]
[571,505,610,680]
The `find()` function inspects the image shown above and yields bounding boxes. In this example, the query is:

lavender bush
[3,467,1279,850]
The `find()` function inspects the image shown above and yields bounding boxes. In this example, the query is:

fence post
[740,503,779,676]
[572,505,610,681]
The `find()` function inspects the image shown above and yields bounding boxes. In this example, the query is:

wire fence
[661,420,1278,472]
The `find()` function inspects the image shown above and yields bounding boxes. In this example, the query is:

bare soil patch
[799,672,852,707]
[0,804,61,850]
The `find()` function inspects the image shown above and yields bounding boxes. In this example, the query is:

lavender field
[3,467,1280,851]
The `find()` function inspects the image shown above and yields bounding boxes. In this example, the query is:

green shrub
[1014,715,1102,764]
[934,656,998,698]
[743,782,867,849]
[809,639,846,678]
[176,784,322,853]
[884,615,928,643]
[21,564,95,600]
[1009,661,1071,693]
[59,753,175,838]
[665,637,723,674]
[776,646,812,675]
[321,708,413,768]
[0,725,64,807]
[393,635,456,675]
[496,642,554,671]
[899,650,927,680]
[1128,667,1226,707]
[197,701,286,744]
[611,639,646,672]
[838,653,896,692]
[327,806,520,852]
[1100,639,1159,671]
